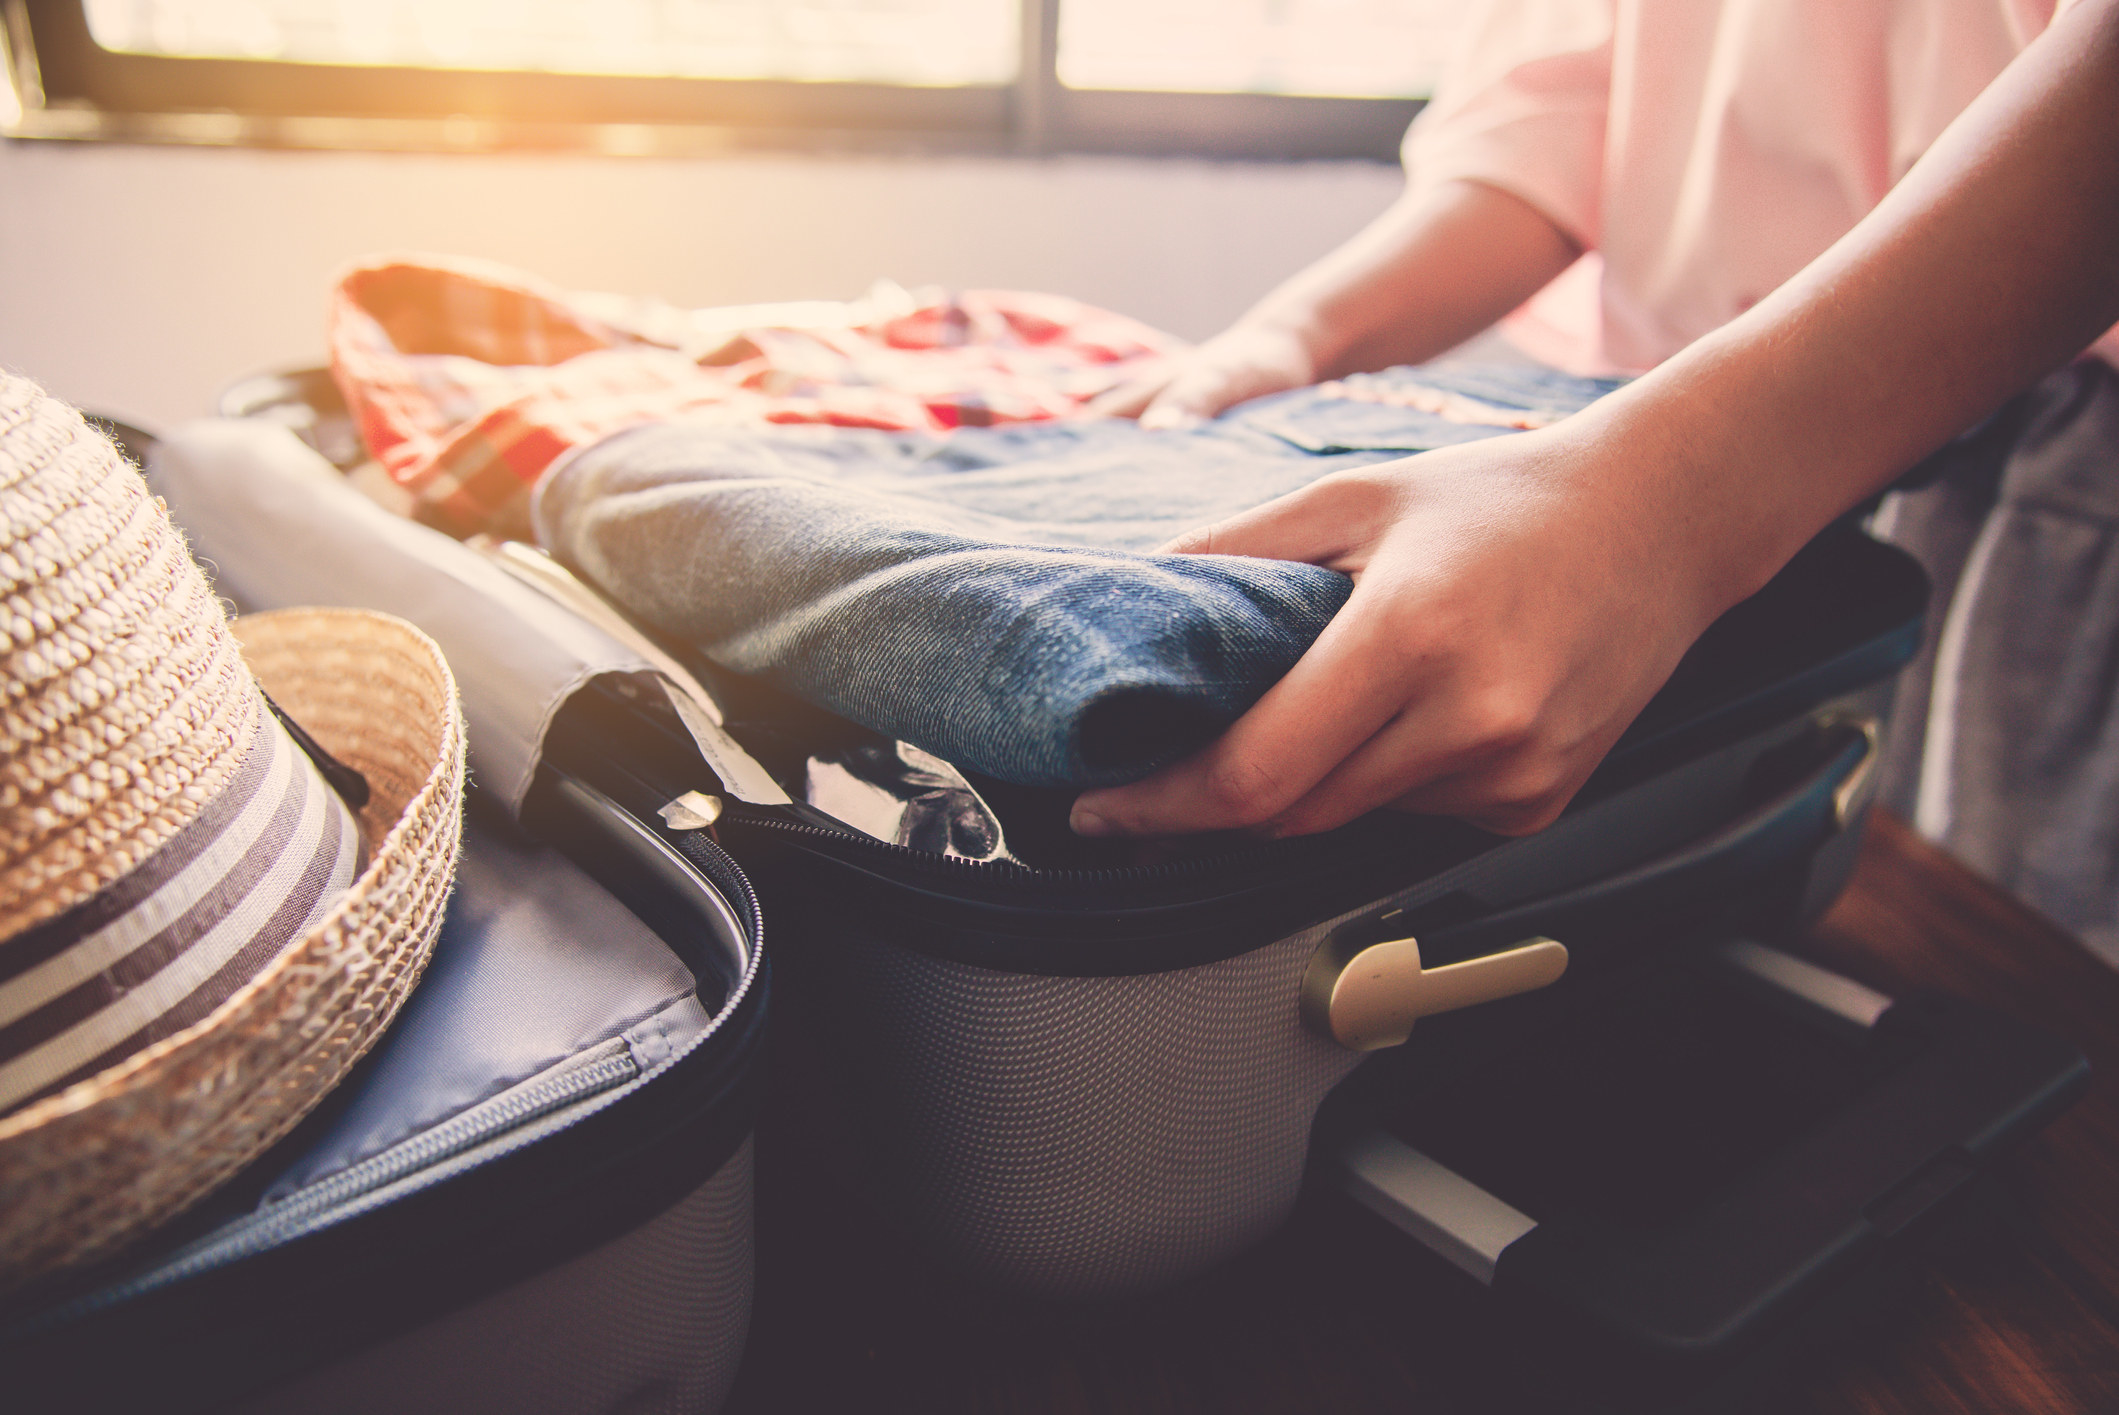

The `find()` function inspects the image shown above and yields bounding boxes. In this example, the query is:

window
[79,0,1021,86]
[1059,0,1459,99]
[3,0,1453,158]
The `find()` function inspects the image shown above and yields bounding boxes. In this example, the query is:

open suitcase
[140,382,1940,1308]
[0,426,769,1414]
[694,526,1926,1298]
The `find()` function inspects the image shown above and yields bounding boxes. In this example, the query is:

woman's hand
[1090,324,1320,429]
[1089,180,1582,432]
[1069,419,1741,839]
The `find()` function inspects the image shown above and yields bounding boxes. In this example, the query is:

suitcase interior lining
[258,800,720,1199]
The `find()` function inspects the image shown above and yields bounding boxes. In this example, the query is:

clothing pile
[329,256,1182,538]
[533,365,1617,787]
[329,257,1619,788]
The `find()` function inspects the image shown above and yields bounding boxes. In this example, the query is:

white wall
[0,139,1403,428]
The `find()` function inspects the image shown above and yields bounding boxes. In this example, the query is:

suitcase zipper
[719,801,1354,891]
[56,1039,644,1315]
[257,1040,640,1231]
[569,668,1434,898]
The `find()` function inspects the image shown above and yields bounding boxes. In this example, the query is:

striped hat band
[0,705,360,1113]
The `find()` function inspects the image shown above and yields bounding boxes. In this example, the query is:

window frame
[2,0,1423,160]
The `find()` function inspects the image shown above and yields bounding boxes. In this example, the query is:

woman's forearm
[1580,0,2119,613]
[1103,176,1583,426]
[1231,178,1583,379]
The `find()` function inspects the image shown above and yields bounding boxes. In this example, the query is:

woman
[1072,0,2119,960]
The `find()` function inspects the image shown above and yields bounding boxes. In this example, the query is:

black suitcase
[150,403,1926,1302]
[157,373,2090,1407]
[589,519,1930,1297]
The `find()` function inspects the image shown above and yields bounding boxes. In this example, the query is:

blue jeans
[535,364,1618,787]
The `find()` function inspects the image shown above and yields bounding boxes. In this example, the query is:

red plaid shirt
[328,255,1182,537]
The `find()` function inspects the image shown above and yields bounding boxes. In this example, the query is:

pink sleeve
[1401,0,1616,249]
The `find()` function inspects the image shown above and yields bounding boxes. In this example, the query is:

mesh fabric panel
[235,1138,755,1415]
[825,928,1364,1297]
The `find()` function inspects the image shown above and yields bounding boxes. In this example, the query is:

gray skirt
[1875,357,2119,968]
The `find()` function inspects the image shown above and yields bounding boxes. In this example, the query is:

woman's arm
[1073,0,2119,840]
[1094,179,1581,427]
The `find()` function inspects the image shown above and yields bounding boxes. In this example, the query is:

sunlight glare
[83,0,1020,86]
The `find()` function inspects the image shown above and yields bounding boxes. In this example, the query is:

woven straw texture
[0,377,260,941]
[0,608,464,1288]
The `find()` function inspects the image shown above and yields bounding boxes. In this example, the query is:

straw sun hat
[0,374,465,1290]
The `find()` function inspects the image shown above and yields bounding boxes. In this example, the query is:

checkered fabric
[328,255,1183,538]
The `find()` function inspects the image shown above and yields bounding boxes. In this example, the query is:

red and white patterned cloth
[328,255,1183,537]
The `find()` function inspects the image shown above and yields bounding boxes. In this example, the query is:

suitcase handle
[1302,717,1877,1051]
[1320,941,2089,1369]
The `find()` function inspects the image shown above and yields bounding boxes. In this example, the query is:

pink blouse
[1405,0,2114,374]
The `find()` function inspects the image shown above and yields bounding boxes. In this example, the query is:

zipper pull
[659,791,724,833]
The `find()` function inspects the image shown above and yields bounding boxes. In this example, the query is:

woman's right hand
[1089,324,1319,429]
[1066,412,1749,842]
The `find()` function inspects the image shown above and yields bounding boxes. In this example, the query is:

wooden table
[724,813,2119,1413]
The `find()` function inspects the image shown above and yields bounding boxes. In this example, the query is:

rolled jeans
[535,364,1616,789]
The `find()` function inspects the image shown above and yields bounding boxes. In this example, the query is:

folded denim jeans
[535,363,1619,787]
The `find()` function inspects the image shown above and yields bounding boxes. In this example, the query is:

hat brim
[0,609,465,1290]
